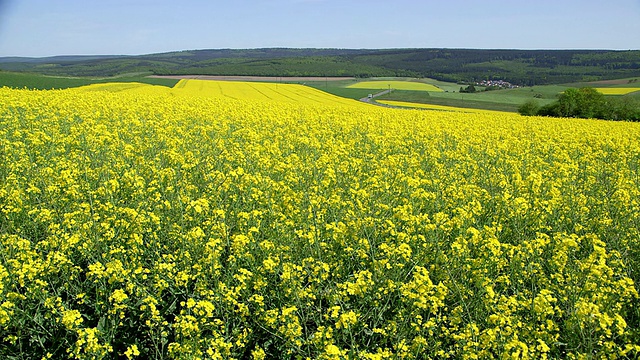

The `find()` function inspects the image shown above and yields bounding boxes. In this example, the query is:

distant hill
[0,55,123,63]
[1,48,639,85]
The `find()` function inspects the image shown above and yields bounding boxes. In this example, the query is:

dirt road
[359,89,395,106]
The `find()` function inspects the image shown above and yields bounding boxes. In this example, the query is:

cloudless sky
[0,0,639,57]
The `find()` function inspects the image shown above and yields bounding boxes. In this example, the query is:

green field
[306,79,566,112]
[374,79,640,113]
[0,71,179,90]
[298,77,640,113]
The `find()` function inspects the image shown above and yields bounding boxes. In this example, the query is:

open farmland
[172,79,366,106]
[1,81,639,359]
[347,80,443,92]
[376,100,510,114]
[76,79,367,107]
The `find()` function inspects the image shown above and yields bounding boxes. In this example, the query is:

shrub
[518,100,540,116]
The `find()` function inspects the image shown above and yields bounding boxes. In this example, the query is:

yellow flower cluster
[1,81,639,359]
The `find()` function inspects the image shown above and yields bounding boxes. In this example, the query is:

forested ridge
[1,48,639,85]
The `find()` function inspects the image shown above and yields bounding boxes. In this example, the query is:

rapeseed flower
[1,82,639,359]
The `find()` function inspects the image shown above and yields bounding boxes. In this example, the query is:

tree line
[518,88,640,121]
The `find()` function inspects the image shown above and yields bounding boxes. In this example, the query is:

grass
[307,77,567,112]
[0,70,179,90]
[577,77,640,87]
[376,100,511,113]
[305,80,374,100]
[376,89,543,113]
[378,78,640,112]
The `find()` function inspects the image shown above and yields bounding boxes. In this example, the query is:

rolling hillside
[2,48,640,85]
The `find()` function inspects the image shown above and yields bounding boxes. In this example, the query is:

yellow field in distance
[377,99,510,114]
[595,87,640,95]
[74,82,162,93]
[347,80,443,92]
[76,79,367,107]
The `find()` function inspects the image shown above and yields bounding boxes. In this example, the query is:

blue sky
[0,0,639,57]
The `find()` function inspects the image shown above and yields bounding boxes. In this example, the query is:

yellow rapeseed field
[347,80,443,92]
[594,87,640,95]
[1,80,639,359]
